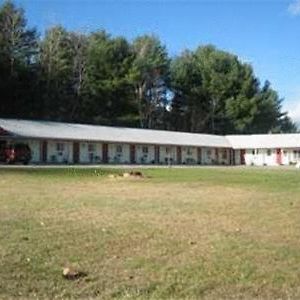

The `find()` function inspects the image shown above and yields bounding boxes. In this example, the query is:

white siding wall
[47,141,73,163]
[234,150,241,165]
[282,149,289,165]
[108,144,130,163]
[159,146,176,164]
[218,148,230,165]
[288,149,300,164]
[245,149,254,165]
[202,148,215,165]
[135,145,155,164]
[181,146,197,164]
[5,138,300,166]
[264,149,277,166]
[27,140,40,163]
[245,149,256,165]
[244,149,277,166]
[79,142,102,163]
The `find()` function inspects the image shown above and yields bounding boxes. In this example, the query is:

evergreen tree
[0,1,297,133]
[130,35,170,129]
[83,31,136,125]
[0,0,38,118]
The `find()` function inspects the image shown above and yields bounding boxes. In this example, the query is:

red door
[276,149,282,165]
[73,142,80,164]
[102,143,108,163]
[240,149,246,165]
[41,141,47,163]
[176,146,182,164]
[197,148,202,164]
[130,145,136,164]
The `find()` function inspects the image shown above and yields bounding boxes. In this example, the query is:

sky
[9,0,300,123]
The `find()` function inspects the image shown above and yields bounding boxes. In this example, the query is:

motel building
[0,118,300,166]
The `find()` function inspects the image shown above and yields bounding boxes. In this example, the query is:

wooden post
[233,149,236,165]
[215,148,219,165]
[176,146,182,164]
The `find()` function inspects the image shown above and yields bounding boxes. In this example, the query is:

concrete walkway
[0,164,298,170]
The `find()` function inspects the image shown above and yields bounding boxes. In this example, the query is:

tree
[170,45,297,134]
[0,1,296,134]
[83,31,136,125]
[225,63,260,133]
[68,31,88,121]
[194,45,249,134]
[170,50,207,132]
[278,115,298,133]
[249,81,297,133]
[130,35,170,129]
[0,0,38,118]
[39,26,75,120]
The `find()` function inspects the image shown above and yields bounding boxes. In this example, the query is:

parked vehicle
[0,143,32,164]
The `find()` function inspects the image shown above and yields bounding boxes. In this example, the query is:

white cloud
[284,101,300,125]
[288,0,300,16]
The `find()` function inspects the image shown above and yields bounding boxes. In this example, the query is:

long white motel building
[0,118,300,166]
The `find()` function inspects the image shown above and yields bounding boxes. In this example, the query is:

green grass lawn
[1,167,300,299]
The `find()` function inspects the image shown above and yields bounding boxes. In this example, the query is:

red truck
[0,143,32,164]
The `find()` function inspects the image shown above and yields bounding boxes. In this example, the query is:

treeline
[0,1,297,134]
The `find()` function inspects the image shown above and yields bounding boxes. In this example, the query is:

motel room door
[130,145,136,164]
[276,149,282,165]
[240,149,246,165]
[73,142,80,164]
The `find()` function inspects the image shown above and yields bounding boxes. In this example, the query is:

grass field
[1,167,300,299]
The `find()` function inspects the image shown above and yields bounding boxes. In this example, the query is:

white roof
[226,134,300,149]
[1,118,300,149]
[0,118,231,148]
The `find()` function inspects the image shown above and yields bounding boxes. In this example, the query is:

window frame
[88,143,96,152]
[56,142,64,152]
[116,145,123,153]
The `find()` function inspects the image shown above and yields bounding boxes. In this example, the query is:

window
[252,149,255,155]
[207,150,211,158]
[222,150,227,160]
[88,143,96,152]
[267,149,271,156]
[142,146,148,154]
[56,143,64,151]
[166,147,170,154]
[116,145,122,153]
[187,147,193,155]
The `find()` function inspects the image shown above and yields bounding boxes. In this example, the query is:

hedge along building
[0,118,300,166]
